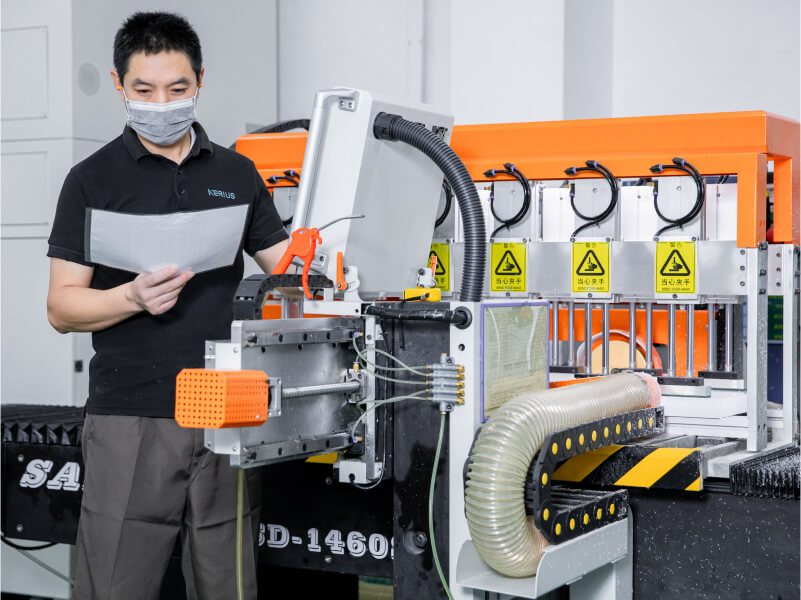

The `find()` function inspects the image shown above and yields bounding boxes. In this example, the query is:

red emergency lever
[272,214,365,300]
[272,227,322,299]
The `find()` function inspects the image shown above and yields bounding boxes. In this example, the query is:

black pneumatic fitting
[649,164,664,174]
[564,167,578,176]
[373,112,406,140]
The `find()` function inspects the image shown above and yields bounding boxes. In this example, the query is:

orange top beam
[237,111,799,246]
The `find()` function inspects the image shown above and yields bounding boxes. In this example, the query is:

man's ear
[110,70,124,100]
[197,67,205,89]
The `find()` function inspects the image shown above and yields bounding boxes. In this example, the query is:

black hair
[113,12,202,84]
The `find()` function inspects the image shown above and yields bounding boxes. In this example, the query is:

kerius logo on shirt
[208,188,236,199]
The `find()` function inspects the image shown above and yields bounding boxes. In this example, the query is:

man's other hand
[126,266,195,315]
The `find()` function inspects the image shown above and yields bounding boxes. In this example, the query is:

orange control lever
[272,227,322,299]
[336,251,347,291]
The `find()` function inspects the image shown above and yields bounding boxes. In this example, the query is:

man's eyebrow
[130,78,153,87]
[168,77,191,86]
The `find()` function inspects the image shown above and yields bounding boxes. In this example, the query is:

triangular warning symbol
[659,249,691,277]
[576,250,605,276]
[429,251,446,275]
[494,250,522,276]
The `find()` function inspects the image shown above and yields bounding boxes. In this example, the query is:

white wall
[1,0,278,408]
[276,0,425,119]
[449,1,565,124]
[275,0,566,125]
[565,0,800,120]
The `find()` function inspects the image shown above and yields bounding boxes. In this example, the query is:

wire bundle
[484,163,533,239]
[649,157,705,238]
[564,160,619,239]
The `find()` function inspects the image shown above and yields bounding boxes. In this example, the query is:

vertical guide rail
[628,302,637,370]
[746,247,768,451]
[781,245,800,443]
[707,303,717,371]
[724,304,734,372]
[645,303,654,370]
[568,301,576,367]
[667,305,677,377]
[602,304,611,376]
[585,303,593,374]
[686,304,695,377]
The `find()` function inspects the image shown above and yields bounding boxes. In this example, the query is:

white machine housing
[292,88,453,298]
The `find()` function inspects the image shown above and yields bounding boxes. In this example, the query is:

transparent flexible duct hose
[464,373,661,578]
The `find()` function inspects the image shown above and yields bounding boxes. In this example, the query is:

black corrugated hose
[374,112,486,302]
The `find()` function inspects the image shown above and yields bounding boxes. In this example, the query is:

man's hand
[126,266,195,315]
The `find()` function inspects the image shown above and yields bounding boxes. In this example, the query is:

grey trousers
[72,414,262,600]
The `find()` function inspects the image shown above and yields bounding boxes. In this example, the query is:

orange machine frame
[237,111,799,247]
[238,111,799,372]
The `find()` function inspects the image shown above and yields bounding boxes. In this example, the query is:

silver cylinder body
[282,381,361,399]
[602,303,611,375]
[667,304,677,376]
[707,303,717,371]
[686,304,695,377]
[551,301,559,366]
[585,302,593,373]
[629,302,637,370]
[724,303,734,372]
[568,301,575,367]
[645,303,654,369]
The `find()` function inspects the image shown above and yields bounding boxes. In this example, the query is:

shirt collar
[123,122,214,162]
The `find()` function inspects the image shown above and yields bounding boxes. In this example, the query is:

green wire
[236,468,244,600]
[429,412,454,600]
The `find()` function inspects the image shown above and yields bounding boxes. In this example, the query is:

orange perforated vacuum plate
[175,369,269,429]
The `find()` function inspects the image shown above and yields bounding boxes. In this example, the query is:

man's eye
[172,88,188,94]
[135,89,150,94]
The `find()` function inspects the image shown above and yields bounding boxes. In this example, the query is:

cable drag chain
[525,405,664,544]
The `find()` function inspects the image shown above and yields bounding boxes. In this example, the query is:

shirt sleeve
[47,169,94,266]
[243,165,289,256]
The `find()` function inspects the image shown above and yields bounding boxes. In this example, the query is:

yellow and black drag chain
[524,405,664,544]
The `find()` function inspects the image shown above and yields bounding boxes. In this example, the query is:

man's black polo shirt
[47,123,287,418]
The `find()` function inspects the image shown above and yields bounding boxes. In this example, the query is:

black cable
[374,112,486,302]
[267,175,299,187]
[563,160,619,239]
[649,157,705,238]
[483,163,532,239]
[717,174,729,184]
[435,180,453,228]
[267,175,299,227]
[1,536,56,551]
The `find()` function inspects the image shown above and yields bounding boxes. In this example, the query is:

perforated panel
[175,369,268,429]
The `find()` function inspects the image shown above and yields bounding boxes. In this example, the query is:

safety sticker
[655,241,696,294]
[491,242,526,292]
[571,242,610,294]
[429,243,451,292]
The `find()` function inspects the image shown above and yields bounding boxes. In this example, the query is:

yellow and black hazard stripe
[526,406,666,544]
[552,445,702,492]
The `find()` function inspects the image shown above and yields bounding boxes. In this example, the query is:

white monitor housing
[292,88,454,299]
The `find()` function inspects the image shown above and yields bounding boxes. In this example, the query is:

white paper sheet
[86,205,249,274]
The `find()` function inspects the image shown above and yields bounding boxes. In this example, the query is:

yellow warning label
[491,242,527,292]
[655,241,696,294]
[572,242,610,293]
[429,243,451,292]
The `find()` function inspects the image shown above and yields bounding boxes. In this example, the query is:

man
[46,12,287,599]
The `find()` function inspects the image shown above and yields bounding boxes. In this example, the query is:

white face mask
[123,88,198,146]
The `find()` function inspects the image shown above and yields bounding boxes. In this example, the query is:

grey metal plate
[529,242,572,297]
[696,240,747,296]
[209,318,362,464]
